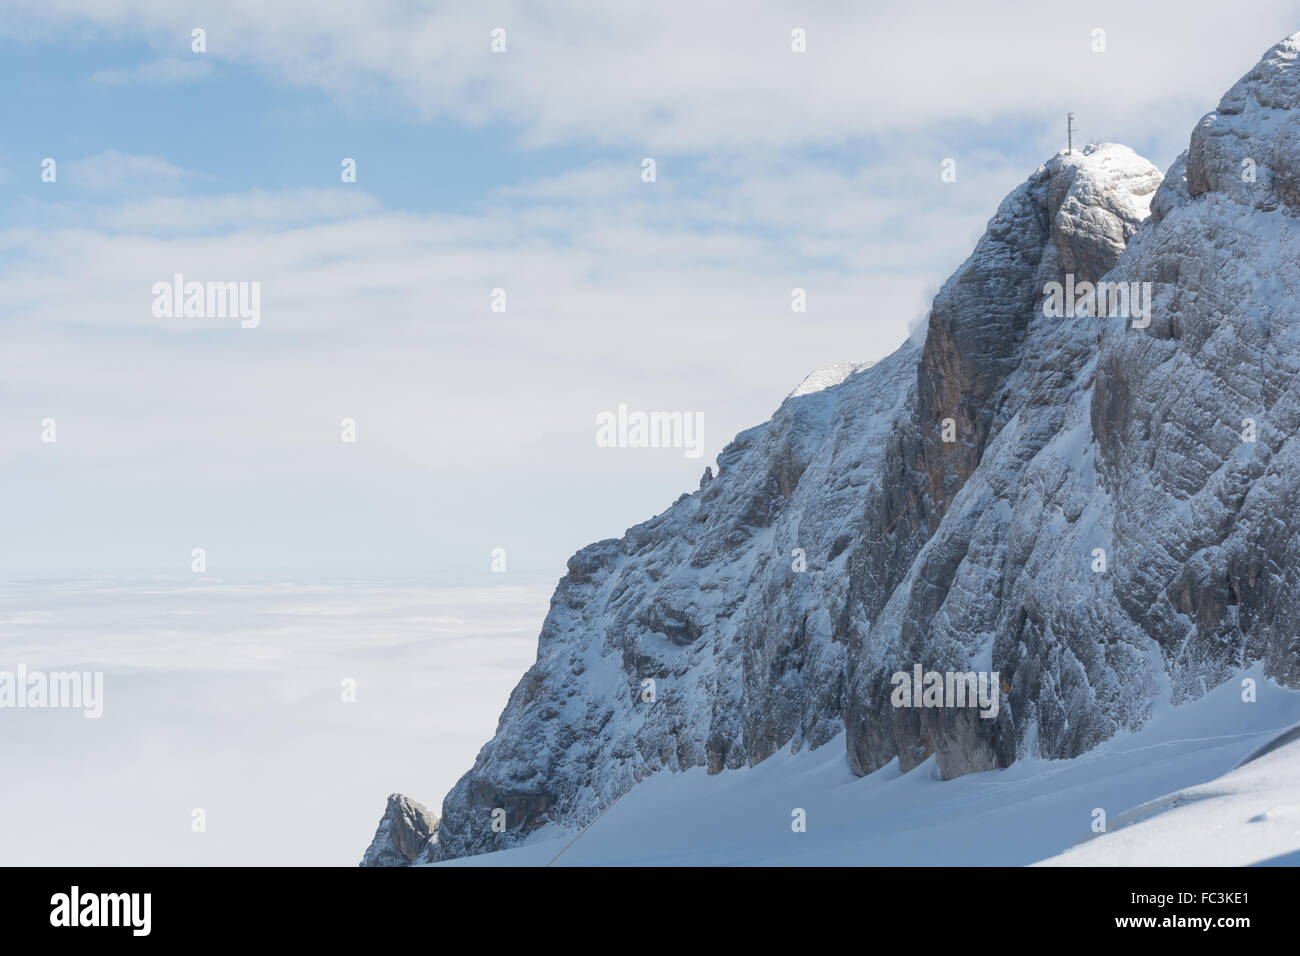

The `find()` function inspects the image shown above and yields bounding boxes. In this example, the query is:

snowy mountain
[364,32,1300,866]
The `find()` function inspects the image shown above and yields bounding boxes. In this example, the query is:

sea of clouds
[0,573,548,865]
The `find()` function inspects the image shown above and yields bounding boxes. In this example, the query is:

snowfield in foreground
[433,666,1300,866]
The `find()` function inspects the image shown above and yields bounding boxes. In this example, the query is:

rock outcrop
[359,793,438,866]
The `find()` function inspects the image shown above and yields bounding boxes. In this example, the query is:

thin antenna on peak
[1067,113,1076,154]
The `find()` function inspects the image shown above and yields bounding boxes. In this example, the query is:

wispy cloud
[90,54,212,86]
[60,150,194,192]
[6,0,1298,154]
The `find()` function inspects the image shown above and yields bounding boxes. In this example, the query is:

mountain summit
[365,33,1300,864]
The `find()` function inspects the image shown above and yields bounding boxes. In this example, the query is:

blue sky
[3,38,587,221]
[3,1,1299,577]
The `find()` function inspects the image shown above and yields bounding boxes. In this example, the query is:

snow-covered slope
[430,668,1300,866]
[365,33,1300,865]
[1040,714,1300,865]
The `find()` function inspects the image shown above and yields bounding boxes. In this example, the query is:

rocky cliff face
[431,344,918,859]
[376,33,1300,862]
[843,143,1162,779]
[1094,34,1300,696]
